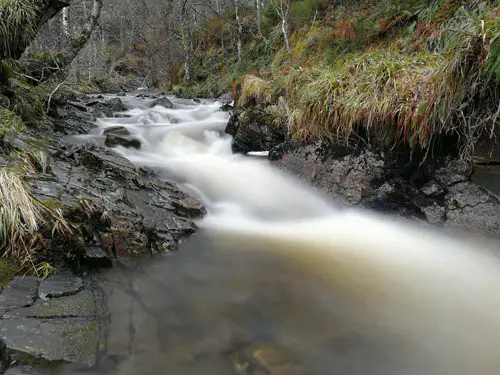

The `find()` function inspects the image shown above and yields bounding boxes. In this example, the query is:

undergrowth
[0,0,41,58]
[0,108,26,134]
[184,0,500,163]
[0,167,74,279]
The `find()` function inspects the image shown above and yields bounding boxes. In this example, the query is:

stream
[53,95,500,375]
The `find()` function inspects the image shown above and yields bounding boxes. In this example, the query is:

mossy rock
[0,258,17,286]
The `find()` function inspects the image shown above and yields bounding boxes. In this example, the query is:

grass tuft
[0,108,26,134]
[0,0,41,58]
[0,168,73,279]
[238,74,273,106]
[0,169,43,258]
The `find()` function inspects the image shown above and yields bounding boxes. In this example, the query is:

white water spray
[92,95,500,375]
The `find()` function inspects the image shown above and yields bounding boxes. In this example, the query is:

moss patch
[0,108,25,134]
[0,257,17,285]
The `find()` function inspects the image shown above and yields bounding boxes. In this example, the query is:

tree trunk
[256,0,262,37]
[181,9,194,83]
[234,0,243,63]
[62,7,70,37]
[281,17,290,55]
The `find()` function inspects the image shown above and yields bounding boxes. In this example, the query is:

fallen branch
[45,77,70,113]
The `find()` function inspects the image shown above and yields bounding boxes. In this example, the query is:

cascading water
[86,94,500,375]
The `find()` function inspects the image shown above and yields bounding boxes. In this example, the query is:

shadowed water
[63,94,500,375]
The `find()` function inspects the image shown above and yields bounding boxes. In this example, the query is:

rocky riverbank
[227,104,500,238]
[0,92,206,373]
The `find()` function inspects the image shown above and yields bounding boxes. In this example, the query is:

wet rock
[106,215,149,258]
[444,182,500,236]
[85,98,125,117]
[226,109,286,154]
[104,134,141,149]
[67,101,89,112]
[232,342,302,375]
[0,277,39,316]
[77,147,137,179]
[103,126,130,136]
[38,274,83,300]
[0,279,105,368]
[420,202,446,224]
[55,107,69,118]
[151,97,173,109]
[275,141,384,205]
[275,141,500,236]
[105,98,126,113]
[420,181,443,196]
[0,318,99,366]
[3,289,96,319]
[171,197,205,218]
[220,103,233,112]
[4,366,48,375]
[84,244,113,268]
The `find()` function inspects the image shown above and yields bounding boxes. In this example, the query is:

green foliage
[0,60,13,85]
[0,257,16,285]
[25,50,65,67]
[178,0,499,161]
[289,0,328,26]
[0,0,42,58]
[0,166,73,277]
[483,6,500,83]
[0,108,26,134]
[262,2,281,25]
[238,74,273,106]
[0,169,43,258]
[7,78,45,123]
[288,45,443,145]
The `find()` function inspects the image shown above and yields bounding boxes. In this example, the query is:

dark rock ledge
[270,141,500,238]
[0,93,205,373]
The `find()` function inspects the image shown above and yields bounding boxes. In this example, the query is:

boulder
[151,97,174,109]
[225,109,285,154]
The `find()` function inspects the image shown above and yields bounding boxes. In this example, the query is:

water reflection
[54,233,441,375]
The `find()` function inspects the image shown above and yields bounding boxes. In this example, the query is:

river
[59,95,500,375]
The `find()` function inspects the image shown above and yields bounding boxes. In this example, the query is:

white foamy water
[91,95,500,375]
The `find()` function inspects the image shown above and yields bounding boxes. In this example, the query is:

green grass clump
[288,45,443,146]
[0,0,41,58]
[0,257,16,285]
[482,6,500,83]
[238,74,273,106]
[0,168,73,279]
[0,169,43,258]
[0,108,26,134]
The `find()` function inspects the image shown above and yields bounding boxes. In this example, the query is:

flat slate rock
[4,366,49,375]
[38,274,83,300]
[0,318,99,366]
[3,289,96,319]
[0,277,39,315]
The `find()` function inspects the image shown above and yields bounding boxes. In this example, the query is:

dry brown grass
[238,74,273,106]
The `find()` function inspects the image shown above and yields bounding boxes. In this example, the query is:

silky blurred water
[59,94,500,375]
